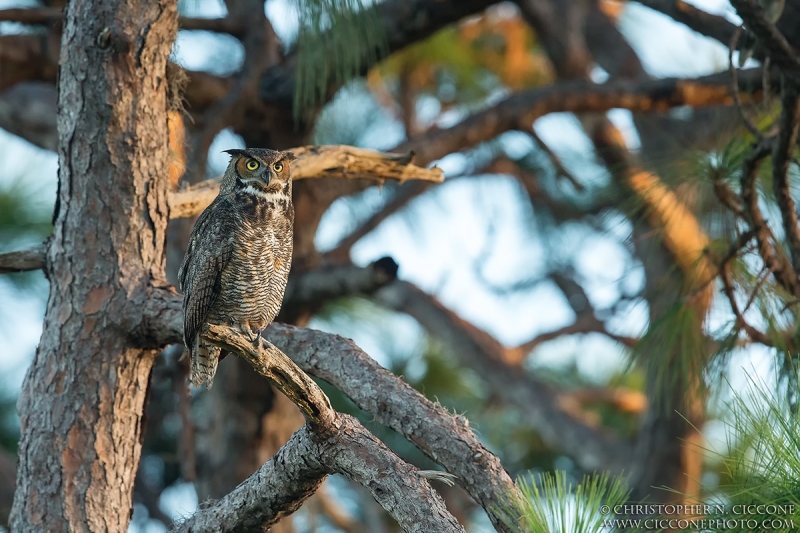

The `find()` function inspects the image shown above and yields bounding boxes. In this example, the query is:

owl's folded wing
[178,201,235,350]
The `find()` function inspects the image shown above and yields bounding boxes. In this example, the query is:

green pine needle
[500,471,630,533]
[294,0,388,118]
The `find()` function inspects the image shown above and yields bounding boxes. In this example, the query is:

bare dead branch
[168,145,443,220]
[173,413,465,533]
[374,280,631,474]
[730,0,800,82]
[144,290,520,533]
[0,244,45,274]
[204,323,334,426]
[772,85,800,272]
[401,68,775,167]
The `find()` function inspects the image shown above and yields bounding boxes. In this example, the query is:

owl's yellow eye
[272,162,284,173]
[245,159,260,171]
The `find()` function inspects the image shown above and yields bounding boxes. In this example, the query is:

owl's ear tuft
[281,152,297,162]
[223,148,248,159]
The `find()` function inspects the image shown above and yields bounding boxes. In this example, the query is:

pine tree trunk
[10,0,177,528]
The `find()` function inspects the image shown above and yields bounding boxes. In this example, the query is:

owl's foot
[242,326,261,345]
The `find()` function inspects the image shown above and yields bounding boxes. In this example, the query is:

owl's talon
[243,328,258,343]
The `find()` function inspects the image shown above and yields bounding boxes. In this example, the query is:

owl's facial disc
[235,156,271,185]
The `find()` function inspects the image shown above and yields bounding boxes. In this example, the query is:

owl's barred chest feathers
[211,188,294,329]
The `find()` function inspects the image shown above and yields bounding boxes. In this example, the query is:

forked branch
[179,323,465,533]
[144,290,521,533]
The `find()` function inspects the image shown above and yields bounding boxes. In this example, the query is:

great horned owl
[179,148,295,388]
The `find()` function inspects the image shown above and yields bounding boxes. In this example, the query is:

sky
[0,0,781,530]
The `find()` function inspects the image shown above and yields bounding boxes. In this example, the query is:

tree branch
[322,181,430,264]
[179,323,465,533]
[401,68,775,166]
[0,82,58,152]
[772,85,800,272]
[0,147,442,275]
[0,7,62,24]
[720,261,774,346]
[174,414,464,533]
[0,449,14,528]
[512,315,638,360]
[279,257,399,321]
[529,128,583,190]
[204,324,334,426]
[741,137,799,296]
[635,0,737,46]
[0,7,248,35]
[0,244,45,274]
[144,290,520,533]
[374,280,631,474]
[730,0,800,82]
[168,145,443,219]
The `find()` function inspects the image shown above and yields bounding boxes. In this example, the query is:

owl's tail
[190,336,221,389]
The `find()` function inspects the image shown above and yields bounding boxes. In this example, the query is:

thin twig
[729,27,763,139]
[772,84,800,272]
[720,261,773,346]
[529,128,584,190]
[742,265,773,314]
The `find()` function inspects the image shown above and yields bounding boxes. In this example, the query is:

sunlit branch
[169,145,443,219]
[174,323,465,532]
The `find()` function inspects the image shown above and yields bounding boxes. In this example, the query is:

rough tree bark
[9,0,177,529]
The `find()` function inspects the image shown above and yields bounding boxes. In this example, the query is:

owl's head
[222,148,296,196]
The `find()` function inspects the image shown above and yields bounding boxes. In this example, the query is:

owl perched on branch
[179,148,295,388]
